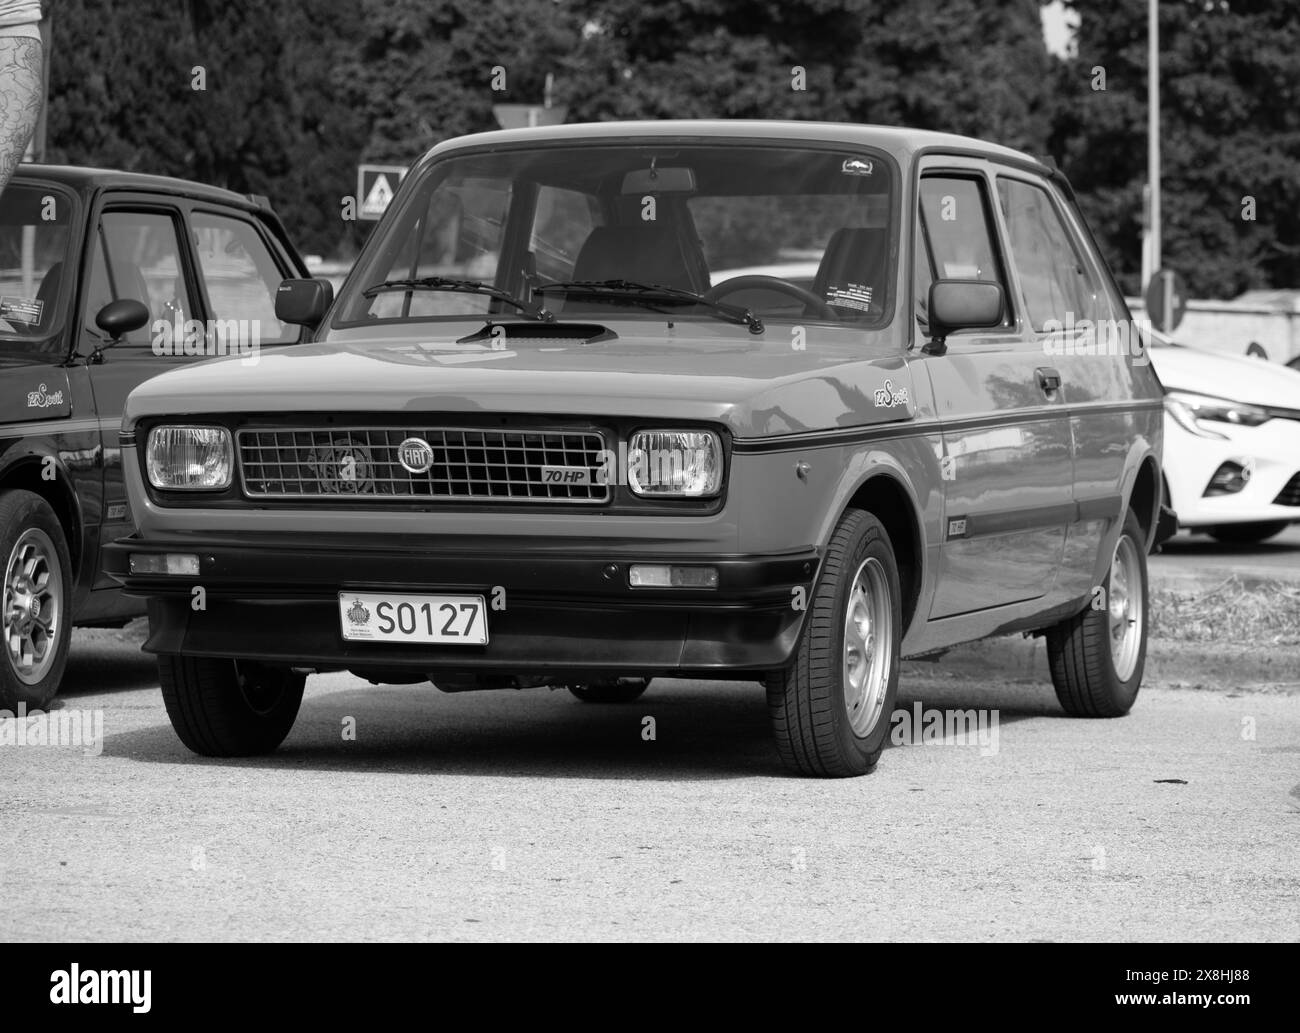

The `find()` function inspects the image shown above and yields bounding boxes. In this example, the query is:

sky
[1042,0,1081,58]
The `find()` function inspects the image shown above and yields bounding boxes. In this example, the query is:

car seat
[813,227,890,318]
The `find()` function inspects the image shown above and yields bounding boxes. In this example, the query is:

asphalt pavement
[1,625,1295,942]
[1152,525,1300,585]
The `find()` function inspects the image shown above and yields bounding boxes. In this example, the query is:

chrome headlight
[146,426,233,490]
[627,430,722,497]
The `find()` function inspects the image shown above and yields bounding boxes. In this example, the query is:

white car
[1150,331,1300,542]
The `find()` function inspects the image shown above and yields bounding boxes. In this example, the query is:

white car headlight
[627,430,722,497]
[1164,390,1271,432]
[146,426,233,490]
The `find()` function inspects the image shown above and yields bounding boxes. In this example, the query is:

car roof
[420,119,1049,173]
[11,163,260,210]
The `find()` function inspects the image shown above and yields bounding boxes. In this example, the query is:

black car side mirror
[923,279,1004,355]
[95,298,150,339]
[275,278,334,329]
[88,299,150,363]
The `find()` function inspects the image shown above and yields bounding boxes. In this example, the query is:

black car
[0,165,308,710]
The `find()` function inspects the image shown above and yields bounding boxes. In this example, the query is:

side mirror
[95,298,150,339]
[924,279,1004,354]
[275,278,334,328]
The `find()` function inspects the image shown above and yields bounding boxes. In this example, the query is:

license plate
[338,592,488,645]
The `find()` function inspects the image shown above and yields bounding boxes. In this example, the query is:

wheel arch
[832,467,926,639]
[0,446,85,579]
[1127,452,1162,553]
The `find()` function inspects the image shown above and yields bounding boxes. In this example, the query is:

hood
[122,323,917,438]
[1148,345,1300,410]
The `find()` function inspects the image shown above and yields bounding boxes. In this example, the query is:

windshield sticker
[26,382,65,409]
[841,158,874,176]
[825,283,873,312]
[1,296,44,325]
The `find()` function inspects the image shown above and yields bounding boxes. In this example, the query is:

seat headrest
[571,224,706,293]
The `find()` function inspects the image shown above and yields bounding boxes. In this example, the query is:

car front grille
[237,426,610,503]
[1272,472,1300,507]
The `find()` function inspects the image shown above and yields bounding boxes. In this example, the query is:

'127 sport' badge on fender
[873,378,909,408]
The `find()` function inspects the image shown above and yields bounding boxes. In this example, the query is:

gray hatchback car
[106,121,1173,777]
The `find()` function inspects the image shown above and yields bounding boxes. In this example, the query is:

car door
[994,171,1132,600]
[915,162,1074,619]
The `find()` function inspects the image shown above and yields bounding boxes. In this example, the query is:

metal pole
[1148,0,1161,279]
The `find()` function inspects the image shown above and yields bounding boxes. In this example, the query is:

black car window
[189,212,296,345]
[917,175,1013,330]
[0,183,73,339]
[84,211,193,348]
[996,177,1103,331]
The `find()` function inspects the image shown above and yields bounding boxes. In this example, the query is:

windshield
[336,142,896,330]
[0,182,73,341]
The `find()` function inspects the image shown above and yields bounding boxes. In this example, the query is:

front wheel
[1,490,73,711]
[158,655,305,756]
[766,509,901,777]
[1045,509,1148,717]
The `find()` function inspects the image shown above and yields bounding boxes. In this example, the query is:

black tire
[568,677,649,703]
[158,654,305,756]
[1046,509,1148,717]
[1208,521,1289,545]
[766,509,902,777]
[0,489,73,711]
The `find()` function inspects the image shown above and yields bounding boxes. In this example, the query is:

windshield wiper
[535,279,764,335]
[361,276,554,321]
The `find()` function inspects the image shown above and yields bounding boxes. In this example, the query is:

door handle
[1036,366,1062,396]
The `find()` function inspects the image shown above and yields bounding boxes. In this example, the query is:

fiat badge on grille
[398,437,434,474]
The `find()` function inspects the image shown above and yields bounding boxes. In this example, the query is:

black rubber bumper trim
[105,538,820,673]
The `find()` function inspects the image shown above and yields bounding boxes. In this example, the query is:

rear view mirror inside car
[621,165,696,194]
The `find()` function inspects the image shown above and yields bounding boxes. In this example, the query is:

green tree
[1052,0,1300,297]
[46,0,366,258]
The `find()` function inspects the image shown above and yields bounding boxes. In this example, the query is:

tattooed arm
[0,35,42,194]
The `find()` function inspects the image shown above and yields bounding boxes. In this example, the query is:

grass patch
[1149,576,1300,645]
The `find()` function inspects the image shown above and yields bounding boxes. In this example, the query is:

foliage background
[43,0,1300,297]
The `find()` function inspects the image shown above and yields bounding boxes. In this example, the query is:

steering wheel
[704,274,834,321]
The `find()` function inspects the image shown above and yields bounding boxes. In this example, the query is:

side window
[84,211,192,346]
[917,175,1012,329]
[530,186,600,283]
[190,212,296,345]
[996,177,1102,331]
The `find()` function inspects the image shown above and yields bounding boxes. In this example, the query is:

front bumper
[103,535,819,676]
[1163,412,1300,527]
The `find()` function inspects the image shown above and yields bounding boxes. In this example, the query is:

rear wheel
[567,677,649,703]
[766,509,901,777]
[0,490,73,711]
[1208,521,1289,544]
[158,655,305,756]
[1046,509,1148,717]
